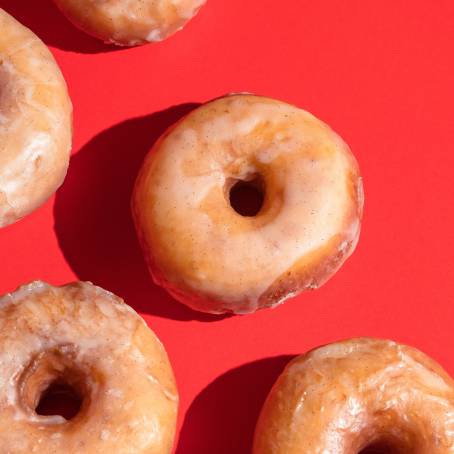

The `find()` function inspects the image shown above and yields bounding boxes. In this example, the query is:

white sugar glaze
[254,338,454,454]
[133,94,363,314]
[53,0,207,46]
[0,9,72,228]
[0,281,178,454]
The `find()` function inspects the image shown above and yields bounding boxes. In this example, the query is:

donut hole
[359,439,412,454]
[35,380,83,420]
[359,442,396,454]
[228,175,265,217]
[19,347,91,422]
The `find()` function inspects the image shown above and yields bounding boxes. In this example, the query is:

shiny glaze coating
[0,281,178,454]
[254,338,454,454]
[132,94,363,314]
[0,9,72,228]
[53,0,207,46]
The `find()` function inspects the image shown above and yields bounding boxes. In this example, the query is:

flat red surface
[1,1,454,452]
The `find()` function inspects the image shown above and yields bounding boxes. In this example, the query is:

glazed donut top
[254,338,454,454]
[54,0,207,46]
[133,94,363,314]
[0,9,72,227]
[0,281,178,454]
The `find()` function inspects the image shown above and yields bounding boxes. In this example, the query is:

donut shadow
[1,0,117,54]
[176,355,294,454]
[54,103,228,322]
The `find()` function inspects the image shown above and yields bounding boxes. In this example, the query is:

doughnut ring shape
[0,9,72,228]
[132,94,363,314]
[254,338,454,454]
[0,281,178,454]
[53,0,207,46]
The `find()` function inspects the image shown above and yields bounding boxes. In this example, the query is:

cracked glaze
[0,281,178,454]
[254,338,454,454]
[132,94,363,314]
[53,0,207,46]
[0,9,72,228]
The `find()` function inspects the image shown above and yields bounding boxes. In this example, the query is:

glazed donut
[0,281,178,453]
[53,0,207,46]
[254,338,454,454]
[0,9,72,228]
[132,94,363,314]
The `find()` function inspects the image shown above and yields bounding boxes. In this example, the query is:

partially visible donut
[132,94,363,314]
[254,338,454,454]
[0,9,72,228]
[53,0,207,46]
[0,281,178,454]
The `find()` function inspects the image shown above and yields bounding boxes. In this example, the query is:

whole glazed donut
[254,338,454,454]
[53,0,207,46]
[0,9,72,228]
[132,94,363,314]
[0,281,178,454]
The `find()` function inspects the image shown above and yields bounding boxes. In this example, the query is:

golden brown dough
[53,0,207,46]
[0,281,178,454]
[132,94,363,314]
[0,9,72,228]
[254,338,454,454]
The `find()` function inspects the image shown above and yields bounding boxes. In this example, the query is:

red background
[1,1,454,452]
